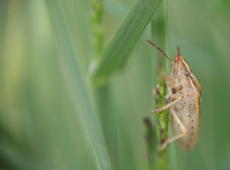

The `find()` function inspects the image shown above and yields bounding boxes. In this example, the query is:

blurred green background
[0,0,229,170]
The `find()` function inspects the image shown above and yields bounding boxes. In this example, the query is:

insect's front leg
[153,95,182,113]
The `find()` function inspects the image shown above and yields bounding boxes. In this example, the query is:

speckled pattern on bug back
[167,55,201,150]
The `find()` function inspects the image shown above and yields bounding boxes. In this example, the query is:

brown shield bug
[147,40,202,150]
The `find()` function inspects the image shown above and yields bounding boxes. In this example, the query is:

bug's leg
[153,96,182,113]
[159,111,187,150]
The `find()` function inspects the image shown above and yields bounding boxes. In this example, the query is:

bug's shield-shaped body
[147,40,201,150]
[167,55,201,150]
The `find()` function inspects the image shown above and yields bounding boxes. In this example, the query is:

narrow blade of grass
[150,1,171,170]
[91,0,163,88]
[46,1,113,170]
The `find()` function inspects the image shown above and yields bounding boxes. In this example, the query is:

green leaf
[46,1,113,170]
[91,0,163,88]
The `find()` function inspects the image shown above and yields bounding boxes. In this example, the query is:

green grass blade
[46,1,113,170]
[150,1,171,170]
[91,0,163,88]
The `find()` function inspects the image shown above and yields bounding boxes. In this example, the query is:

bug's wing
[189,72,201,115]
[189,73,202,94]
[179,57,201,94]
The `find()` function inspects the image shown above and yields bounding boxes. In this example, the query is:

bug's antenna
[177,46,180,57]
[147,40,170,61]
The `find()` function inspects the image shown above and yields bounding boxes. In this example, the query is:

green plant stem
[151,0,170,170]
[91,0,104,60]
[90,0,109,118]
[90,0,112,162]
